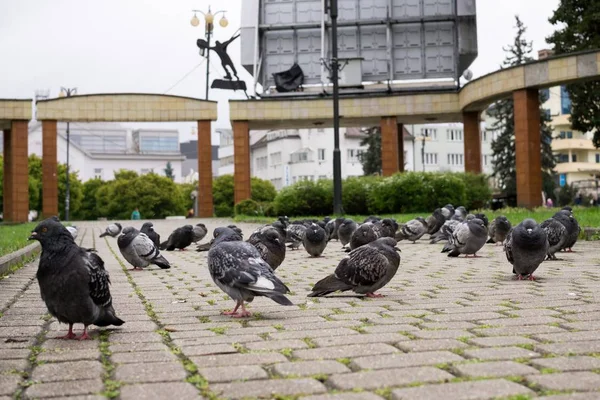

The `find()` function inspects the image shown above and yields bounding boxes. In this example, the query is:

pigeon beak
[394,246,401,252]
[28,232,38,240]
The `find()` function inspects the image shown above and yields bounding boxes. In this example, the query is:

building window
[139,136,179,153]
[424,152,438,165]
[318,148,326,161]
[221,155,234,166]
[295,175,313,182]
[540,88,550,102]
[270,178,282,190]
[141,168,150,174]
[94,168,103,179]
[482,155,489,166]
[347,149,363,163]
[572,154,577,162]
[596,154,600,163]
[291,151,310,163]
[270,152,282,166]
[318,175,327,180]
[317,128,325,133]
[70,133,127,153]
[560,85,572,115]
[559,131,573,139]
[558,154,569,163]
[481,131,487,142]
[421,128,437,140]
[447,153,463,165]
[447,129,463,142]
[256,156,267,170]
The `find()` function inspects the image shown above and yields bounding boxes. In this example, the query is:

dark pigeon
[247,225,286,270]
[363,215,382,224]
[271,216,289,240]
[553,210,580,252]
[540,218,567,260]
[196,226,243,252]
[29,218,124,340]
[160,225,194,251]
[192,223,208,243]
[441,204,455,220]
[396,217,428,243]
[309,237,401,298]
[140,222,160,248]
[442,218,488,257]
[429,219,460,244]
[474,213,489,228]
[348,219,396,251]
[286,223,306,250]
[337,219,358,247]
[303,223,328,257]
[66,226,78,240]
[504,218,548,280]
[99,223,122,238]
[451,206,468,222]
[118,227,171,270]
[487,216,512,245]
[208,231,293,318]
[227,225,244,239]
[426,208,446,236]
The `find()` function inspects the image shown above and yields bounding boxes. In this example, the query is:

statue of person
[196,33,240,81]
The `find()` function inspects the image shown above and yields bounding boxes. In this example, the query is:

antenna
[462,69,473,81]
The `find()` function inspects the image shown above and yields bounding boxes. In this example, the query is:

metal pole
[65,121,70,221]
[330,0,343,215]
[205,23,212,100]
[421,134,426,172]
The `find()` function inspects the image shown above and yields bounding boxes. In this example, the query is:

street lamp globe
[204,11,214,24]
[219,15,228,27]
[58,90,66,98]
[190,14,200,27]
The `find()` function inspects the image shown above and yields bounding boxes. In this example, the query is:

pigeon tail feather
[308,274,353,297]
[153,255,171,269]
[159,240,168,250]
[265,293,293,306]
[99,232,109,238]
[94,307,125,327]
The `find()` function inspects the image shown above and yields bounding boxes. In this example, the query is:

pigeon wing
[335,245,388,287]
[132,232,160,261]
[85,250,113,308]
[504,229,514,265]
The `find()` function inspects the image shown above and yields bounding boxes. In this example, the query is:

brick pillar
[514,89,542,208]
[3,121,29,223]
[397,123,405,172]
[197,120,214,217]
[463,111,482,173]
[381,116,399,176]
[42,120,58,218]
[233,121,251,204]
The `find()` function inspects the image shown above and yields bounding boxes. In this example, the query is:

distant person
[131,208,141,220]
[186,208,195,219]
[546,198,554,208]
[575,193,583,206]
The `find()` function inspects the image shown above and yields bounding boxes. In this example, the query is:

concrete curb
[0,242,40,276]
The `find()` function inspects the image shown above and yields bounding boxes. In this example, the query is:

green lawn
[0,223,37,257]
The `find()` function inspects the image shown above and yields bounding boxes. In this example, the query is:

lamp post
[58,87,77,221]
[190,6,229,100]
[329,0,343,215]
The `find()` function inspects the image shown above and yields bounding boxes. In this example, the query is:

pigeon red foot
[57,324,77,340]
[366,292,384,298]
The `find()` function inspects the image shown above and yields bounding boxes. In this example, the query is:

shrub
[235,199,261,216]
[429,173,467,211]
[214,203,233,217]
[274,180,333,216]
[557,183,576,206]
[251,177,277,202]
[342,176,381,214]
[80,178,106,220]
[459,173,492,210]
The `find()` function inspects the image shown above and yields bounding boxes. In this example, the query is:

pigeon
[363,215,382,223]
[196,226,243,252]
[474,213,489,228]
[442,218,488,257]
[271,216,289,240]
[504,219,548,280]
[540,218,567,260]
[160,225,194,251]
[29,218,124,340]
[227,225,244,239]
[426,208,446,236]
[192,223,208,243]
[441,204,455,220]
[349,219,397,251]
[337,219,359,247]
[247,225,286,270]
[429,219,460,244]
[286,223,306,250]
[118,227,171,270]
[140,222,160,248]
[379,218,399,238]
[326,217,344,241]
[66,226,78,240]
[303,223,328,257]
[487,216,512,245]
[396,217,428,243]
[451,206,468,221]
[208,230,293,317]
[308,237,401,298]
[553,210,580,252]
[99,223,122,238]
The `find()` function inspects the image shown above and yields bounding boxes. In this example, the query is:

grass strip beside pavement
[0,223,37,257]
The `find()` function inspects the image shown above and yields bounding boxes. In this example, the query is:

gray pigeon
[308,237,401,298]
[247,225,286,270]
[429,219,460,244]
[303,223,328,257]
[326,217,344,241]
[396,217,428,243]
[140,222,160,248]
[441,204,455,220]
[66,226,78,240]
[99,223,122,238]
[451,206,468,222]
[286,223,306,250]
[504,219,548,280]
[208,231,293,318]
[118,227,171,270]
[426,209,446,236]
[363,215,382,223]
[271,216,289,240]
[192,223,208,243]
[487,216,512,245]
[349,219,397,251]
[196,226,243,252]
[540,218,567,260]
[553,210,580,252]
[338,219,358,247]
[160,225,194,251]
[29,218,124,340]
[442,218,488,257]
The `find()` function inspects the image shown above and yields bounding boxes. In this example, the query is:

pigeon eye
[42,227,47,233]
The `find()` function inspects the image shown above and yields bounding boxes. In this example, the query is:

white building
[24,122,185,182]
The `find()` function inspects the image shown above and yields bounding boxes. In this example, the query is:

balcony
[555,162,600,174]
[552,139,595,151]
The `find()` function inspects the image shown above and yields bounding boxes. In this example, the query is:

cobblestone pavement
[2,219,600,399]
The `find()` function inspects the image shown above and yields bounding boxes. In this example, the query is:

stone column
[197,120,214,217]
[3,121,29,223]
[42,120,58,218]
[397,123,405,172]
[233,120,251,204]
[381,116,399,176]
[463,111,482,173]
[514,89,542,208]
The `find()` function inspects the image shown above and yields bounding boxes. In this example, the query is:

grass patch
[0,222,37,257]
[208,327,227,335]
[336,358,352,366]
[539,368,558,374]
[98,330,121,399]
[302,337,317,348]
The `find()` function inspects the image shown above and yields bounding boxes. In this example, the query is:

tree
[547,0,600,147]
[488,16,556,204]
[359,126,382,175]
[164,162,175,181]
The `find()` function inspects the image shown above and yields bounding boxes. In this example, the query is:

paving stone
[530,356,600,372]
[452,361,540,378]
[37,349,100,362]
[351,351,465,370]
[466,336,539,347]
[179,343,239,356]
[115,362,187,383]
[198,365,268,383]
[110,341,169,353]
[269,328,360,340]
[0,374,21,396]
[119,382,200,400]
[424,312,506,322]
[411,330,474,340]
[475,325,567,336]
[190,352,287,367]
[25,378,104,398]
[301,393,384,400]
[419,321,479,330]
[31,360,103,382]
[0,348,29,359]
[111,350,178,364]
[313,333,407,347]
[360,324,420,334]
[534,330,600,343]
[527,371,600,391]
[109,332,168,343]
[535,341,600,355]
[0,359,28,373]
[537,393,600,400]
[245,339,308,351]
[396,339,469,352]
[211,378,326,398]
[294,343,398,360]
[391,378,535,400]
[272,360,350,377]
[327,367,453,390]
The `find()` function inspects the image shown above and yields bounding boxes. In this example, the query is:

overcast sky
[0,0,561,143]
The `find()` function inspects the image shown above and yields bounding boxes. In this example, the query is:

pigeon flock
[27,203,582,339]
